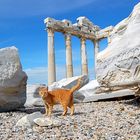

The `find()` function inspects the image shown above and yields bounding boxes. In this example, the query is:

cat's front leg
[44,104,49,116]
[48,105,53,116]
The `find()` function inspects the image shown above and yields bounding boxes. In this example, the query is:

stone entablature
[44,17,113,40]
[44,16,113,85]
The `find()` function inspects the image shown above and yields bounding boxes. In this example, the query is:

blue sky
[0,0,139,84]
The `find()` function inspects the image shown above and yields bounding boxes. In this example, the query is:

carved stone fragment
[96,3,140,93]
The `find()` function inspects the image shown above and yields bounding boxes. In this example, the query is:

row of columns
[47,28,99,85]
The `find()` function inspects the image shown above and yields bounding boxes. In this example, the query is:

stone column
[108,37,111,44]
[81,37,88,75]
[107,36,111,44]
[107,31,111,44]
[93,40,99,76]
[47,28,56,85]
[65,33,73,78]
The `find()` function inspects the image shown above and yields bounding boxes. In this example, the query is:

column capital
[64,32,71,36]
[93,40,99,48]
[65,33,71,46]
[47,28,54,36]
[81,37,86,42]
[107,32,111,44]
[81,37,86,47]
[64,33,71,41]
[92,39,99,42]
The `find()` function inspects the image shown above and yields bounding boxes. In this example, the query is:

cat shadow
[16,107,45,114]
[53,111,85,116]
[74,112,85,115]
[17,106,85,116]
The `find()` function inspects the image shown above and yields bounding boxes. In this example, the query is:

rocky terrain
[0,96,140,140]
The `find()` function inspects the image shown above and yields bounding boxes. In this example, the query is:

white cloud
[24,64,95,85]
[0,0,96,18]
[24,66,68,85]
[25,67,48,85]
[0,38,14,45]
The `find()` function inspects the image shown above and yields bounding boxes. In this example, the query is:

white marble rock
[34,117,62,127]
[0,46,27,112]
[96,2,140,91]
[74,80,99,102]
[74,80,135,102]
[16,112,43,127]
[49,75,89,91]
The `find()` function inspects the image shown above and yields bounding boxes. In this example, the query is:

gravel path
[0,97,140,140]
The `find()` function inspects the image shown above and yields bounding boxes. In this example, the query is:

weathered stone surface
[16,112,62,128]
[16,112,43,127]
[96,3,140,92]
[74,80,99,102]
[97,26,114,39]
[44,17,99,40]
[34,117,62,127]
[82,89,134,102]
[0,47,27,112]
[77,16,100,32]
[74,80,135,102]
[49,75,89,91]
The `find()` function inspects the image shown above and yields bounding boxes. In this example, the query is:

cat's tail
[70,77,82,93]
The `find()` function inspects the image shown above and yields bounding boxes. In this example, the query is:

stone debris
[0,46,27,112]
[16,112,62,128]
[74,80,135,102]
[83,89,135,102]
[16,112,42,127]
[74,80,99,102]
[34,117,62,127]
[96,2,140,93]
[49,75,89,91]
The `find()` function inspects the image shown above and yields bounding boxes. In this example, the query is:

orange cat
[39,78,81,116]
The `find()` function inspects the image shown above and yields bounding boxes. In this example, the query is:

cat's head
[39,87,48,98]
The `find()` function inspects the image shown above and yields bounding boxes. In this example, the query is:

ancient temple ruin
[44,17,113,85]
